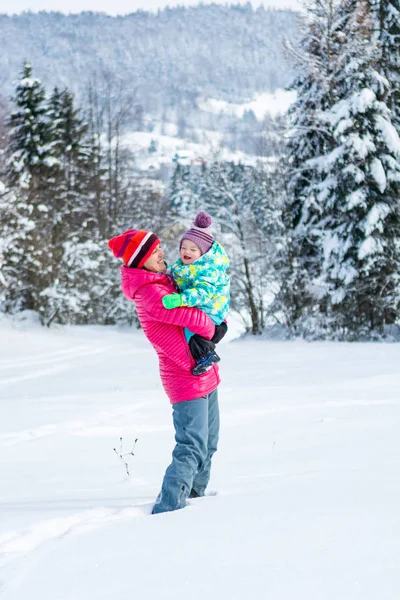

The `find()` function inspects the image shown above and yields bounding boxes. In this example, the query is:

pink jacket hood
[120,266,220,403]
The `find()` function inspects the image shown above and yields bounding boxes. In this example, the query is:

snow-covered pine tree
[6,63,53,189]
[38,87,100,324]
[167,162,201,217]
[373,0,400,130]
[315,0,400,337]
[2,63,58,319]
[43,85,146,326]
[48,88,92,209]
[283,0,343,332]
[1,67,161,326]
[47,89,91,247]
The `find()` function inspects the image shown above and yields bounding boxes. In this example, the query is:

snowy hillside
[0,314,399,599]
[0,8,299,167]
[122,89,296,174]
[198,89,297,120]
[0,7,298,103]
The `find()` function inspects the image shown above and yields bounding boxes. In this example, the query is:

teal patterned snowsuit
[169,240,230,326]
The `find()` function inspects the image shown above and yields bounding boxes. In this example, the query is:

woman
[108,228,225,514]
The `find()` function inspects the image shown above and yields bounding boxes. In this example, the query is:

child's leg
[189,334,217,361]
[189,335,220,375]
[186,318,227,376]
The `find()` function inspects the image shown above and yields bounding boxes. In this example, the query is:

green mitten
[162,293,183,309]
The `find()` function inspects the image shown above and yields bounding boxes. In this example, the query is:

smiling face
[143,244,166,272]
[180,239,202,265]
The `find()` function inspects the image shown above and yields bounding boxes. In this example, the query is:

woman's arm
[141,285,215,340]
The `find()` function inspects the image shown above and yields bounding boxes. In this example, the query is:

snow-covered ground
[121,129,255,172]
[0,314,399,599]
[198,89,297,120]
[122,89,296,172]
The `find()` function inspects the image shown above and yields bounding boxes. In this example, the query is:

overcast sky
[1,0,301,16]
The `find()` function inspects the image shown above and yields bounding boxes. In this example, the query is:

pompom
[194,211,212,228]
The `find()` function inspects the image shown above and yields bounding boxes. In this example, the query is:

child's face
[180,240,202,264]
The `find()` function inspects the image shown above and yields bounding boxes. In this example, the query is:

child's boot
[192,352,220,376]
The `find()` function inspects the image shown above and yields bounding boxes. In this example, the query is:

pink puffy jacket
[121,266,220,404]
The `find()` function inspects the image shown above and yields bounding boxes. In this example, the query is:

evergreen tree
[7,62,53,188]
[1,65,164,326]
[49,88,91,199]
[374,0,400,130]
[315,0,400,336]
[167,162,197,216]
[39,87,99,324]
[47,88,94,236]
[2,63,57,318]
[283,0,343,330]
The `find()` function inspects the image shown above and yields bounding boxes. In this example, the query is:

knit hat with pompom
[108,229,160,268]
[180,211,214,255]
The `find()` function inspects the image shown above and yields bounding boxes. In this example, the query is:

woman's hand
[162,293,183,309]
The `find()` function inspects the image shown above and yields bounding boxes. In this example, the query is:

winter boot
[192,352,220,376]
[189,488,201,499]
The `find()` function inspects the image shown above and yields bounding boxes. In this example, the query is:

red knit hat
[108,229,160,268]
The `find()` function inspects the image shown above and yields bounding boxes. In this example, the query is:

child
[162,211,230,375]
